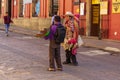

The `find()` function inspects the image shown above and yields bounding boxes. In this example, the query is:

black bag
[54,24,66,44]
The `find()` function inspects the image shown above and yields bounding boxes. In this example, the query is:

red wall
[109,0,120,40]
[79,0,86,35]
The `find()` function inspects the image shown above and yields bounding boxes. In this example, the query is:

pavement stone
[0,24,120,54]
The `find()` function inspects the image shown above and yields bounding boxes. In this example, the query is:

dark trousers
[65,49,78,64]
[49,46,62,68]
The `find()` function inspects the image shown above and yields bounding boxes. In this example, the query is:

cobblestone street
[0,30,120,80]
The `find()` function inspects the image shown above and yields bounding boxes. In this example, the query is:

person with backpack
[62,11,79,66]
[44,16,66,71]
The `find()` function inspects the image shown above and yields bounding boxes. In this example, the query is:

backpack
[54,24,66,44]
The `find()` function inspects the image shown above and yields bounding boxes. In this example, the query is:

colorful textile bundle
[44,30,50,36]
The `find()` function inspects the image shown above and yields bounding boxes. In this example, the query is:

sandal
[48,68,56,71]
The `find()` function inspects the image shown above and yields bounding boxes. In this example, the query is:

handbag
[77,35,84,47]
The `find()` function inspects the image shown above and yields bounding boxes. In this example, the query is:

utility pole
[98,0,102,40]
[86,0,92,36]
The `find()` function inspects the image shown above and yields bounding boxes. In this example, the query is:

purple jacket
[4,16,12,24]
[44,22,61,40]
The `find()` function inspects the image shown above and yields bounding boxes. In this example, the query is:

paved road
[0,30,120,80]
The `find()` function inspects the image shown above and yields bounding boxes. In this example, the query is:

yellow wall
[0,18,51,31]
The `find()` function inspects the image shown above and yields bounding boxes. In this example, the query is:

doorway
[6,0,12,17]
[91,4,100,36]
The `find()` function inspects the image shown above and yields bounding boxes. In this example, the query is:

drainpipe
[86,0,92,36]
[98,0,102,40]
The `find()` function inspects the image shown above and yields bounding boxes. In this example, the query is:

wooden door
[91,4,100,36]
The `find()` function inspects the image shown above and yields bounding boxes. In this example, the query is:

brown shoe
[63,61,71,64]
[47,68,56,71]
[57,68,63,71]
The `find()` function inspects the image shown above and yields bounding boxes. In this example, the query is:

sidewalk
[0,24,39,36]
[0,25,120,53]
[83,37,120,54]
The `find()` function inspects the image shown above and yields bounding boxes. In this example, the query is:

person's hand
[73,43,79,48]
[40,28,47,34]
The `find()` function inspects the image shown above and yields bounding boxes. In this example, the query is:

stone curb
[83,43,120,54]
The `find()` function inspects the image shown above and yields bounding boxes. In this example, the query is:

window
[32,0,40,17]
[74,0,79,3]
[74,0,80,5]
[19,0,24,17]
[49,0,58,16]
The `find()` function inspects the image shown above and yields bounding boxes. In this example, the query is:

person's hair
[54,16,61,22]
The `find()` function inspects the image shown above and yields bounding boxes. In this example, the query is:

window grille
[49,0,59,16]
[19,0,24,17]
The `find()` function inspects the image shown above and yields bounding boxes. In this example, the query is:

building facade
[0,0,120,40]
[0,0,51,30]
[59,0,120,40]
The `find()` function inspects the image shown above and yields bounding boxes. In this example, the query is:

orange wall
[59,0,64,16]
[59,0,73,16]
[12,0,18,18]
[109,0,120,40]
[73,5,79,14]
[65,0,73,13]
[59,0,86,35]
[40,0,48,18]
[40,0,44,17]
